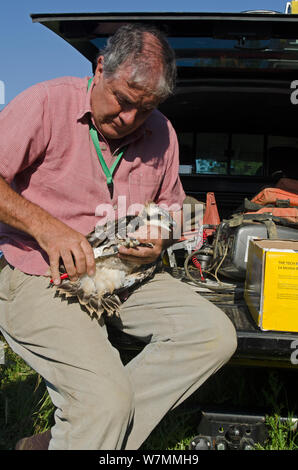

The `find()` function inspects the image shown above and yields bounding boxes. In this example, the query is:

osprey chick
[54,202,175,320]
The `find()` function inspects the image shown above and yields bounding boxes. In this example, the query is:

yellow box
[244,239,298,332]
[291,1,298,14]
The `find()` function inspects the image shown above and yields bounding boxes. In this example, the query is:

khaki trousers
[0,265,237,450]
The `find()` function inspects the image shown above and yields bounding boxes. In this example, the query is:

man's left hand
[118,224,171,265]
[118,239,164,265]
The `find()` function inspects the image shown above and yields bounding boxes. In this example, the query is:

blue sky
[0,0,289,109]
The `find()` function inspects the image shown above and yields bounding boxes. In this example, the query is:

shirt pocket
[128,171,163,210]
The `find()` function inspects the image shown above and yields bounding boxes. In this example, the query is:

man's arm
[0,176,95,284]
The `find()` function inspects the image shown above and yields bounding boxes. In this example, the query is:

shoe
[15,429,51,450]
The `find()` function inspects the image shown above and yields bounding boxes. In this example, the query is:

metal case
[216,221,298,280]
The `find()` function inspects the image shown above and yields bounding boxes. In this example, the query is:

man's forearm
[0,175,57,239]
[0,175,96,283]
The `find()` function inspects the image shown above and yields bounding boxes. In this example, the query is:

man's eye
[116,95,129,107]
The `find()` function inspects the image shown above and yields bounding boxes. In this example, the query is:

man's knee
[52,367,135,431]
[182,305,238,367]
[105,382,135,423]
[50,374,135,449]
[84,375,135,423]
[213,316,237,364]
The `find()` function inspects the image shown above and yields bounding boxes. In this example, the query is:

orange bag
[246,182,298,224]
[251,187,298,207]
[246,206,298,224]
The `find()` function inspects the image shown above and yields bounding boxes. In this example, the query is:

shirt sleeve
[0,83,50,183]
[155,120,186,211]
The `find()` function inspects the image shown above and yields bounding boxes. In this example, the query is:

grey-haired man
[0,24,237,450]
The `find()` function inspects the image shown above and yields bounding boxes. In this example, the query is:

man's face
[91,57,161,140]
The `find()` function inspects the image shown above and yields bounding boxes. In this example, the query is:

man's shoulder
[12,77,88,106]
[38,76,88,94]
[145,109,176,138]
[24,76,90,114]
[147,108,168,124]
[146,108,173,130]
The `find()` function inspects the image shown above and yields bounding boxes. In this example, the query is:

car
[30,9,298,370]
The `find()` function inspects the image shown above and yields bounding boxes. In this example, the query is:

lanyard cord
[87,78,126,196]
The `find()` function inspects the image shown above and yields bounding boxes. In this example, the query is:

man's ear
[94,55,104,78]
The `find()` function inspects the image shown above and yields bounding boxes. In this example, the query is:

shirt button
[113,204,117,210]
[101,145,107,151]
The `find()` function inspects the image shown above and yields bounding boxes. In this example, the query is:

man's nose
[119,107,138,126]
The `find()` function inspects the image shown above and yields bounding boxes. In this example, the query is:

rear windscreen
[91,35,298,71]
[171,37,298,71]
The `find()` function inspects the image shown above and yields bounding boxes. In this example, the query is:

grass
[0,341,54,450]
[1,334,298,451]
[256,415,298,451]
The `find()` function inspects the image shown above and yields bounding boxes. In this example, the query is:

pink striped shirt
[0,76,185,275]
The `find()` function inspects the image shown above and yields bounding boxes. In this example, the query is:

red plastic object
[203,192,220,236]
[192,255,206,281]
[50,273,69,284]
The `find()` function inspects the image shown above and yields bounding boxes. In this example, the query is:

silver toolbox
[215,221,298,280]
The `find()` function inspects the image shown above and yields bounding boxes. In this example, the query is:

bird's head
[140,202,176,233]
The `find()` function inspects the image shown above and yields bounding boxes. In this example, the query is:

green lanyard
[87,78,126,197]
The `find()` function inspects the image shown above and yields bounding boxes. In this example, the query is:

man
[0,24,237,450]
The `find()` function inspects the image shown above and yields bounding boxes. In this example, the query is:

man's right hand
[34,219,96,285]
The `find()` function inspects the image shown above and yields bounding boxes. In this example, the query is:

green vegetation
[0,341,54,449]
[256,415,298,451]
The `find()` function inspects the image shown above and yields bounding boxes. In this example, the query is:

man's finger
[49,252,62,285]
[118,244,160,265]
[80,239,96,276]
[60,249,79,281]
[71,245,88,278]
[118,253,152,266]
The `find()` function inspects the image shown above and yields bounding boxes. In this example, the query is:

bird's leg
[122,237,154,249]
[123,237,140,248]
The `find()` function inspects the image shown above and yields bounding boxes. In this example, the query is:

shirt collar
[77,76,93,121]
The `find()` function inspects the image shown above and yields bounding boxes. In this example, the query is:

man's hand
[118,239,163,266]
[118,209,183,265]
[34,219,96,285]
[118,223,172,266]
